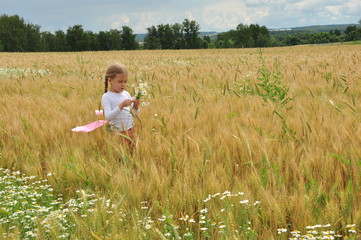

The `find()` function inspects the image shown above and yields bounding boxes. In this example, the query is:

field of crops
[0,45,360,239]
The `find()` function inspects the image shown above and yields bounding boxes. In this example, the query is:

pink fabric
[71,120,108,133]
[95,110,103,116]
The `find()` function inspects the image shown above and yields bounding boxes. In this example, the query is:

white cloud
[343,0,361,14]
[320,0,361,22]
[110,15,130,29]
[185,11,196,21]
[324,6,341,19]
[96,11,163,32]
[245,0,273,7]
[132,12,163,32]
[283,0,316,15]
[298,18,307,24]
[202,0,269,30]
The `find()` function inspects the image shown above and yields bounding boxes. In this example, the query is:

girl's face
[109,73,128,93]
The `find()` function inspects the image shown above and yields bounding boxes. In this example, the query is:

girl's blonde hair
[104,63,128,93]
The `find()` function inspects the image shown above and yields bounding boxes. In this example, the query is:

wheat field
[0,45,360,239]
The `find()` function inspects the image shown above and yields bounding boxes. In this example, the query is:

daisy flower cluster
[277,223,358,239]
[230,72,257,97]
[1,168,356,240]
[0,67,51,77]
[0,168,110,239]
[139,190,260,239]
[132,80,151,106]
[233,78,254,95]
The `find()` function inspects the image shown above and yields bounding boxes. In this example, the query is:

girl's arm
[132,99,140,115]
[102,95,121,121]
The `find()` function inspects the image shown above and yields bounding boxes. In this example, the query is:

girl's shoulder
[102,91,117,101]
[102,91,131,99]
[102,91,111,99]
[123,90,132,98]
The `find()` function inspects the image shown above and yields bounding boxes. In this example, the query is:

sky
[1,0,360,33]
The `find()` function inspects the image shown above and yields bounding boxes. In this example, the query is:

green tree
[235,24,254,48]
[310,32,330,44]
[66,25,90,51]
[25,23,42,51]
[232,23,272,48]
[87,31,100,51]
[0,14,27,51]
[285,35,302,45]
[41,31,56,51]
[249,24,260,43]
[256,33,268,47]
[257,26,271,47]
[269,37,280,47]
[144,22,186,50]
[344,25,361,41]
[329,29,341,36]
[54,30,67,51]
[216,30,236,48]
[203,35,211,43]
[0,14,43,52]
[208,42,216,49]
[157,24,175,49]
[120,26,138,50]
[144,26,161,49]
[172,23,184,49]
[182,18,201,49]
[98,29,122,50]
[97,31,109,50]
[344,25,357,34]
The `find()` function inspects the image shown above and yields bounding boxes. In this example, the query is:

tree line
[270,25,361,46]
[0,15,138,52]
[0,14,360,52]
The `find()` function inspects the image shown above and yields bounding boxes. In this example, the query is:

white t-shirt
[102,91,140,131]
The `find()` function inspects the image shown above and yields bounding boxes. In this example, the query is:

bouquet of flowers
[133,80,150,106]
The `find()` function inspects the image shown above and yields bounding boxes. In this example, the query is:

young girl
[102,63,140,146]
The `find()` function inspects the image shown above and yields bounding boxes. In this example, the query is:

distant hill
[269,24,361,35]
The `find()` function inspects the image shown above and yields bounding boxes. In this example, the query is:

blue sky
[1,0,360,33]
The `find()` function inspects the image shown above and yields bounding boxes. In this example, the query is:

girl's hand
[133,99,140,110]
[119,99,133,110]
